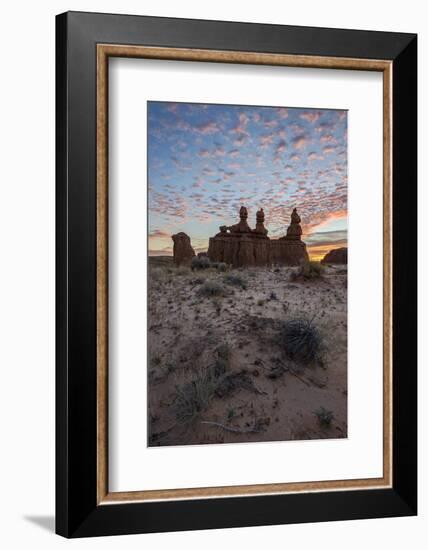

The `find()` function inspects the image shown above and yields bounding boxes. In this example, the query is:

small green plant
[223,273,247,290]
[197,280,225,298]
[314,406,334,427]
[257,299,265,306]
[279,317,322,364]
[226,406,237,421]
[173,369,217,424]
[191,256,211,270]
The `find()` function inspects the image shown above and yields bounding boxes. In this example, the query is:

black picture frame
[56,11,417,538]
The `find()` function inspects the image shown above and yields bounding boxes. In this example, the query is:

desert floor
[148,257,347,446]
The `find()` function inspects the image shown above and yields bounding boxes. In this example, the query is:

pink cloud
[196,121,220,134]
[275,139,287,154]
[292,135,309,149]
[234,134,247,147]
[277,108,289,119]
[308,151,324,161]
[273,139,287,162]
[149,229,170,239]
[232,112,249,135]
[166,103,179,113]
[320,134,337,144]
[264,119,278,128]
[260,133,275,148]
[300,111,322,123]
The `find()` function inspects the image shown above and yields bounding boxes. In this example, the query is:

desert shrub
[279,318,322,364]
[191,275,206,285]
[191,256,211,270]
[213,343,231,377]
[314,406,334,427]
[197,280,225,298]
[307,261,323,277]
[215,371,260,398]
[223,273,247,290]
[217,262,228,272]
[150,354,162,367]
[290,261,324,281]
[150,267,166,282]
[175,266,190,276]
[269,291,278,300]
[173,369,217,424]
[212,297,222,316]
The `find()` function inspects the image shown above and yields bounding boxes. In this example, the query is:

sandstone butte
[172,206,310,268]
[171,232,195,266]
[321,247,348,265]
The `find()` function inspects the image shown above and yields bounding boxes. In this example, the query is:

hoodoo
[207,206,309,268]
[172,232,195,266]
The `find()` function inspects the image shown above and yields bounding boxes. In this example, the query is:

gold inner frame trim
[96,44,393,505]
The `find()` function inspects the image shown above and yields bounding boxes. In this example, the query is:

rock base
[208,234,308,268]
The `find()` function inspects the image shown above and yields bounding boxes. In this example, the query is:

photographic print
[148,101,348,447]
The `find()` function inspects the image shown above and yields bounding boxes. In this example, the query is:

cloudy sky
[148,101,347,260]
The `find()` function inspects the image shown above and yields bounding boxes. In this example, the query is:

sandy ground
[147,257,347,447]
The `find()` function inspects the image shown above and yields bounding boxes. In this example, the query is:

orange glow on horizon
[307,241,347,262]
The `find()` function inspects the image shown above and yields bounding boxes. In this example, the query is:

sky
[148,101,347,261]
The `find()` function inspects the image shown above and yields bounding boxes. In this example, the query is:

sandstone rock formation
[321,247,348,265]
[284,208,303,240]
[272,207,309,266]
[172,232,195,266]
[253,208,268,236]
[207,206,309,268]
[229,206,252,233]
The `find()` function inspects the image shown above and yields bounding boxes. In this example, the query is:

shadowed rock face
[270,239,309,266]
[207,206,309,268]
[172,232,195,266]
[321,247,348,265]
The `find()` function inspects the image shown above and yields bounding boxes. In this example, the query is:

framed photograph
[56,11,417,537]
